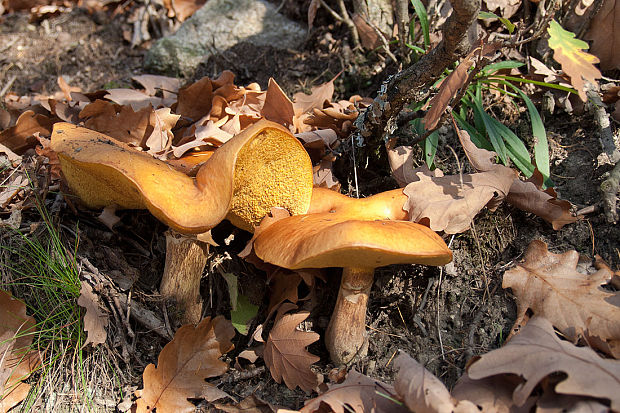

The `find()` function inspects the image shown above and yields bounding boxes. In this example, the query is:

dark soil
[0,4,618,412]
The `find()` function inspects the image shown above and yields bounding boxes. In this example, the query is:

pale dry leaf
[135,316,234,413]
[300,369,409,413]
[351,13,381,49]
[57,76,81,101]
[77,281,109,347]
[172,120,232,158]
[454,127,496,172]
[295,129,338,149]
[0,290,39,413]
[452,373,536,412]
[105,88,163,111]
[467,316,620,409]
[585,0,620,70]
[132,74,180,98]
[503,240,620,350]
[313,158,340,190]
[263,310,320,392]
[403,165,516,233]
[307,0,319,29]
[394,353,480,413]
[506,170,577,230]
[0,175,28,209]
[292,76,336,115]
[484,0,521,18]
[386,140,418,187]
[145,107,180,156]
[261,78,295,129]
[214,394,276,412]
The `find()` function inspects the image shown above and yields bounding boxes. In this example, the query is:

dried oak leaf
[263,308,320,392]
[301,369,409,413]
[135,316,234,413]
[386,140,417,188]
[503,240,620,352]
[261,78,295,129]
[105,88,163,111]
[79,100,153,147]
[585,0,620,70]
[484,0,521,18]
[403,165,516,234]
[0,290,40,413]
[0,110,54,154]
[452,374,537,412]
[77,281,109,347]
[292,75,337,116]
[133,74,180,99]
[173,76,213,122]
[548,19,601,101]
[214,393,277,412]
[394,353,479,413]
[467,316,620,410]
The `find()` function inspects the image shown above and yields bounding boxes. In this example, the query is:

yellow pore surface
[226,128,314,232]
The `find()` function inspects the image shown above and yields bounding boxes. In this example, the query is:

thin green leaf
[410,118,438,168]
[231,294,258,335]
[479,60,524,75]
[411,0,430,49]
[452,111,493,150]
[487,75,578,94]
[478,11,516,33]
[489,116,535,176]
[471,95,508,163]
[505,84,549,180]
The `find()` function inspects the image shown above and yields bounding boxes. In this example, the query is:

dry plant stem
[394,0,410,64]
[160,230,209,324]
[325,267,375,365]
[355,0,480,147]
[601,162,620,223]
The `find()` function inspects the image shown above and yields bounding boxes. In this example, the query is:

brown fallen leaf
[506,170,577,230]
[452,374,536,412]
[0,290,40,413]
[292,75,337,116]
[77,281,109,347]
[263,307,320,392]
[214,394,277,412]
[313,157,340,190]
[261,78,295,129]
[503,240,620,354]
[57,76,81,101]
[0,110,54,154]
[105,88,163,111]
[80,100,153,147]
[132,74,180,99]
[301,369,409,413]
[386,139,418,188]
[34,136,62,180]
[467,316,620,410]
[135,316,234,413]
[403,165,516,234]
[144,107,180,156]
[173,76,213,121]
[393,353,479,413]
[585,0,620,71]
[266,269,302,320]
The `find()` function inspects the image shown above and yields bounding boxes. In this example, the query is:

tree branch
[353,0,481,148]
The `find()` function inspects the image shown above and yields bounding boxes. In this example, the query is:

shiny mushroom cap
[51,120,313,233]
[252,212,453,270]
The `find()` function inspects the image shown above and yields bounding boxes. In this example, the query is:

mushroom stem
[325,267,375,365]
[160,230,209,325]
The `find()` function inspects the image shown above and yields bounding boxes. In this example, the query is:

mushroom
[250,204,452,365]
[51,120,313,323]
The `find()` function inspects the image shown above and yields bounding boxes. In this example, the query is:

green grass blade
[479,60,524,75]
[488,75,578,94]
[489,116,535,176]
[410,0,430,49]
[478,11,516,33]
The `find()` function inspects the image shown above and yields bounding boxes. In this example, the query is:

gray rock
[145,0,306,77]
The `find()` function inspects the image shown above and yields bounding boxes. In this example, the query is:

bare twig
[601,162,620,223]
[394,0,410,64]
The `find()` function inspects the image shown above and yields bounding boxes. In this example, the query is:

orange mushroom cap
[252,212,453,269]
[51,120,313,233]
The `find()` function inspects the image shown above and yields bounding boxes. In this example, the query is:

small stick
[601,161,620,223]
